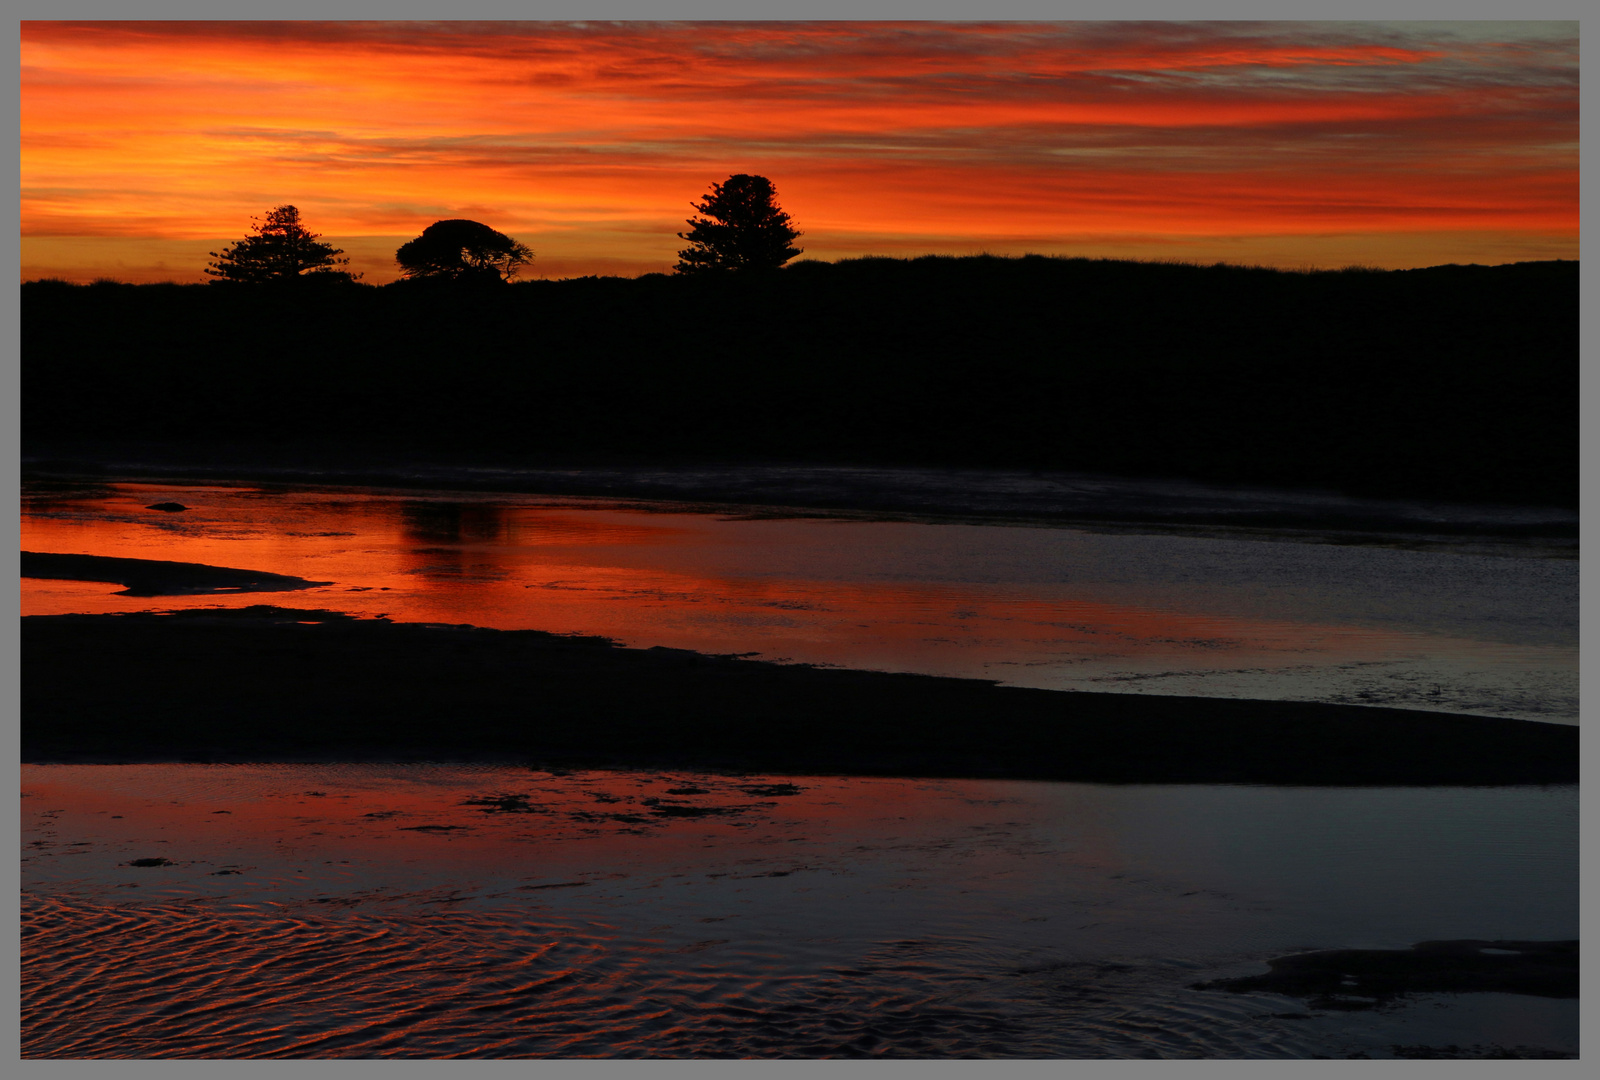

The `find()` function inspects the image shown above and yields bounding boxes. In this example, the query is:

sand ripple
[23,892,1317,1058]
[21,766,1577,1059]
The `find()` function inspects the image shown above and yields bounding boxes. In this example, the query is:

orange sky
[19,21,1579,283]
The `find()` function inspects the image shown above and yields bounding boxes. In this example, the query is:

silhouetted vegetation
[206,205,357,284]
[22,254,1576,506]
[395,219,532,283]
[675,174,802,273]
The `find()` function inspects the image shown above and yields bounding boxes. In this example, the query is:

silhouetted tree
[206,205,355,283]
[675,175,802,274]
[395,220,533,283]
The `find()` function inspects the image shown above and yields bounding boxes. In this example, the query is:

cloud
[19,20,1578,274]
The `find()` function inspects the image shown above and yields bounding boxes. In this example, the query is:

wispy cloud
[20,20,1577,279]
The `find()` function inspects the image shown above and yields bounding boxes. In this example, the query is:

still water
[21,479,1578,722]
[20,764,1578,1059]
[20,476,1580,1059]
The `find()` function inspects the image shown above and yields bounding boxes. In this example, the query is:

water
[20,764,1578,1059]
[21,478,1578,722]
[19,473,1579,1058]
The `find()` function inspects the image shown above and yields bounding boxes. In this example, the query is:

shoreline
[23,606,1577,785]
[23,453,1578,560]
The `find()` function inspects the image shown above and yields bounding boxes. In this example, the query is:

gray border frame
[9,2,1590,1077]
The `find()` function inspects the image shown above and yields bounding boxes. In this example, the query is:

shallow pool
[20,480,1579,723]
[21,764,1578,1059]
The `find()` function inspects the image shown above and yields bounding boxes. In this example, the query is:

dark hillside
[22,256,1576,506]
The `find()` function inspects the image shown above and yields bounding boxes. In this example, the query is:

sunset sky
[20,20,1578,283]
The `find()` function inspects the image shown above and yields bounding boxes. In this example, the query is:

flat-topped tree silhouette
[675,174,803,274]
[206,205,354,283]
[396,220,533,283]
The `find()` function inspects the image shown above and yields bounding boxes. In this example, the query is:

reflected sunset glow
[18,486,1349,660]
[20,482,1577,723]
[21,763,1579,1058]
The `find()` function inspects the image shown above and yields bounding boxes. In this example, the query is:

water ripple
[25,892,1309,1058]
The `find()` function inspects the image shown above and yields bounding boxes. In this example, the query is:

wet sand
[23,605,1576,785]
[21,763,1579,1059]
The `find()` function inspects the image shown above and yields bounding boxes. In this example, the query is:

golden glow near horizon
[20,21,1579,282]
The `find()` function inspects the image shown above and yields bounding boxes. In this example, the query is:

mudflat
[1193,940,1579,1009]
[22,551,329,596]
[22,606,1577,785]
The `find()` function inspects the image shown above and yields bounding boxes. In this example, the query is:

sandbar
[22,606,1577,785]
[22,551,330,597]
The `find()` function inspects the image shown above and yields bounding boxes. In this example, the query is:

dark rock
[1193,940,1578,1009]
[398,825,470,832]
[648,804,741,818]
[461,793,539,813]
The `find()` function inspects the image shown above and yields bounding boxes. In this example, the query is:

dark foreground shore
[23,607,1576,785]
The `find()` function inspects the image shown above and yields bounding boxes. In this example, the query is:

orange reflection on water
[19,763,1149,1059]
[21,483,1337,657]
[23,480,1572,721]
[22,765,1079,892]
[22,762,1579,1059]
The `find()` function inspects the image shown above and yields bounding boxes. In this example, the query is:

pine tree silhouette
[675,175,802,274]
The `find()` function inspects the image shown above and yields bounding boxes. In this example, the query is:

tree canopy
[395,220,533,283]
[205,205,354,284]
[675,175,803,274]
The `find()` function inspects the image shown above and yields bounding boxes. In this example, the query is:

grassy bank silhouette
[23,255,1576,507]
